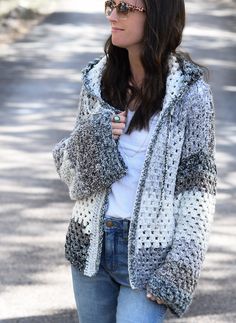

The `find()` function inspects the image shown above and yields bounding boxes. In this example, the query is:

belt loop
[123,219,130,239]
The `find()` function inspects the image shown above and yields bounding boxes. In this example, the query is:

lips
[112,27,124,32]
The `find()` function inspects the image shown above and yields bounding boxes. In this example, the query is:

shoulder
[185,77,214,115]
[79,55,107,98]
[81,55,107,80]
[175,53,214,115]
[174,53,212,98]
[188,77,212,99]
[167,53,214,117]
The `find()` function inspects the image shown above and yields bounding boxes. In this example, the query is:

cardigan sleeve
[146,80,217,317]
[52,84,128,200]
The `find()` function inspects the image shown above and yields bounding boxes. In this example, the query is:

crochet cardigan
[52,54,217,317]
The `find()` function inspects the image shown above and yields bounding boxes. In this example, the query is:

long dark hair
[101,0,186,134]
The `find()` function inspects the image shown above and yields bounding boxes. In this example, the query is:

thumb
[119,110,127,115]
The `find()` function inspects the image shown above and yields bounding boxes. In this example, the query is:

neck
[128,48,145,87]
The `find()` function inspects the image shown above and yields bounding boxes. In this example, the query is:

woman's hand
[146,292,165,305]
[111,110,127,139]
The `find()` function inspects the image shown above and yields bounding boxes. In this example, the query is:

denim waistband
[103,216,130,236]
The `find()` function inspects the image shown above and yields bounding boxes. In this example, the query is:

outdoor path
[0,0,235,322]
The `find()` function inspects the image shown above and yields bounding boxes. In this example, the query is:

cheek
[111,20,145,48]
[112,32,141,48]
[127,16,146,44]
[131,24,145,43]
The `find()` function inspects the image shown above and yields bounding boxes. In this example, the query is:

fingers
[147,293,156,301]
[111,111,127,123]
[147,293,165,305]
[112,126,125,139]
[111,110,127,139]
[119,110,127,116]
[111,122,126,129]
[156,299,165,305]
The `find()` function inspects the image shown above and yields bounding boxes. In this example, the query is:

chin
[111,42,126,49]
[111,37,127,49]
[111,37,142,52]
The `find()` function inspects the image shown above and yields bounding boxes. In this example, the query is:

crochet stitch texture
[52,54,217,317]
[53,109,128,200]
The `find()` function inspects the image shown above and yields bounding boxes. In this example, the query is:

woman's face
[106,0,146,53]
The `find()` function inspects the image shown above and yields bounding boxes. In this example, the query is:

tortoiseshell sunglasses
[105,1,146,20]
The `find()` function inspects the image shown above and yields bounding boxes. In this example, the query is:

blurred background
[0,0,235,322]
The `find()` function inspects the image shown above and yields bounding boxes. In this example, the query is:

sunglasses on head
[105,1,146,19]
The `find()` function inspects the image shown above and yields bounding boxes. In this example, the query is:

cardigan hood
[52,53,216,318]
[81,53,203,117]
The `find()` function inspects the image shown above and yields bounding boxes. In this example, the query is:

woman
[53,0,217,322]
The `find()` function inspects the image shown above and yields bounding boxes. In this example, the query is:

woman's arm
[52,85,128,200]
[146,79,217,317]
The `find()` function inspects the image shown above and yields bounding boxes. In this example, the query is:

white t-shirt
[105,109,159,220]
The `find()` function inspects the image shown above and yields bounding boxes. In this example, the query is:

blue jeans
[71,216,167,323]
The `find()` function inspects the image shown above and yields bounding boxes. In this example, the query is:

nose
[107,8,119,22]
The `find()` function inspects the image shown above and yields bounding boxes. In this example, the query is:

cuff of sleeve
[66,111,128,200]
[146,276,193,317]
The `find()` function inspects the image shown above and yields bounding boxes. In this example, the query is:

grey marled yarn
[53,109,128,200]
[52,54,217,317]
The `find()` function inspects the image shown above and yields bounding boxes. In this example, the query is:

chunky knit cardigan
[52,54,217,317]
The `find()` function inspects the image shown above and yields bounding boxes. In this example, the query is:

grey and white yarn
[52,54,217,317]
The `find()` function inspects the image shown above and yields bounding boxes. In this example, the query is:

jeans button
[106,220,113,227]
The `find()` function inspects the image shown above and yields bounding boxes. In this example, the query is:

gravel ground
[0,0,235,322]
